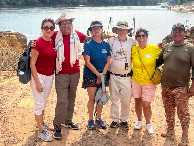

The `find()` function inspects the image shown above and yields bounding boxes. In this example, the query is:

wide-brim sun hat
[55,13,75,25]
[112,21,133,33]
[88,21,103,31]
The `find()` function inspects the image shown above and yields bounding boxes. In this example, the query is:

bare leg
[135,98,142,121]
[87,87,97,120]
[35,114,44,132]
[97,105,102,119]
[142,101,151,124]
[181,126,189,143]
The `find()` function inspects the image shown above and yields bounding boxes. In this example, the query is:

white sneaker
[36,122,54,131]
[146,124,154,134]
[134,121,142,130]
[43,122,54,131]
[38,130,53,142]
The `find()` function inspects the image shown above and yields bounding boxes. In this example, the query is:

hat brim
[88,25,103,31]
[112,26,133,33]
[172,26,185,31]
[55,18,75,25]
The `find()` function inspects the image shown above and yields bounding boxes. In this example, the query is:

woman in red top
[30,18,57,142]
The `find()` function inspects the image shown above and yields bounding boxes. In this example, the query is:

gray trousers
[53,72,80,130]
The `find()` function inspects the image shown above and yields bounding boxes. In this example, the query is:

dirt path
[0,57,194,146]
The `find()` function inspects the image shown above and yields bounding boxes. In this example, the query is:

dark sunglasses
[43,26,55,31]
[59,20,72,25]
[136,34,147,38]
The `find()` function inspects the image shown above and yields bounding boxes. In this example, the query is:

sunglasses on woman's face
[136,34,147,38]
[43,26,55,31]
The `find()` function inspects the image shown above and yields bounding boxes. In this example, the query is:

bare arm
[30,49,43,92]
[189,80,194,97]
[103,56,111,75]
[83,54,101,84]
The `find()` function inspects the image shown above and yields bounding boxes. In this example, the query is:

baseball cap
[88,21,103,31]
[172,23,185,31]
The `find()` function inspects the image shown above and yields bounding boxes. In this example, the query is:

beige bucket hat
[112,21,133,33]
[55,13,75,25]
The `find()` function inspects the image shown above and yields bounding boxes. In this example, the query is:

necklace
[118,38,128,63]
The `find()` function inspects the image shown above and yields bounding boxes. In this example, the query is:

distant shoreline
[167,2,194,13]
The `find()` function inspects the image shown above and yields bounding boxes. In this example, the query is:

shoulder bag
[95,73,110,106]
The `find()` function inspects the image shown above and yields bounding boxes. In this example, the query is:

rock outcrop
[163,26,194,45]
[167,1,194,13]
[0,31,27,71]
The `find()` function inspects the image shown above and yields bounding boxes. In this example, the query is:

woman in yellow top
[131,28,161,134]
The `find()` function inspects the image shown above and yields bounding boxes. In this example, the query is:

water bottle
[162,38,165,48]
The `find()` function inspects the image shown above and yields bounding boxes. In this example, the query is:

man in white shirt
[108,21,136,128]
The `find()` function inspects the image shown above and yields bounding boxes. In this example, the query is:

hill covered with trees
[0,0,193,7]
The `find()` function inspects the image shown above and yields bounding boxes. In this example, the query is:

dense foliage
[0,0,192,7]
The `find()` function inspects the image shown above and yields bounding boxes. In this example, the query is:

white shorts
[31,73,54,115]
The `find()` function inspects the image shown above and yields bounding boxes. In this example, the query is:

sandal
[178,139,189,146]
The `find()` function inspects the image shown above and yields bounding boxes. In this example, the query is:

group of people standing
[29,12,194,146]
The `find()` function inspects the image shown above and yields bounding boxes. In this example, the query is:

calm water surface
[0,6,193,44]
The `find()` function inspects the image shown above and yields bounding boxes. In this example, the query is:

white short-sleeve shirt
[108,36,136,74]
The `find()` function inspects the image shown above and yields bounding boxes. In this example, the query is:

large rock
[0,31,27,71]
[163,26,194,45]
[0,31,27,53]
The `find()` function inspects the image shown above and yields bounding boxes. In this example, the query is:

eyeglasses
[59,20,72,26]
[43,26,55,31]
[92,26,102,30]
[136,34,147,38]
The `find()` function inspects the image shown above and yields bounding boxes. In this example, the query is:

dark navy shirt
[82,39,111,78]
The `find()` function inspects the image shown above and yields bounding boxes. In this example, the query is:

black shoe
[53,130,62,139]
[110,121,118,128]
[121,121,129,129]
[62,122,79,130]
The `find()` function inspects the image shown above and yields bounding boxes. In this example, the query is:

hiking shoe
[53,130,62,139]
[134,121,142,130]
[88,120,96,130]
[121,121,129,129]
[62,122,79,130]
[38,130,53,142]
[146,124,154,134]
[95,118,106,129]
[36,122,54,131]
[110,121,118,128]
[43,122,54,131]
[161,130,175,137]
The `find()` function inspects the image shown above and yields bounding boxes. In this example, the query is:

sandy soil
[0,56,194,146]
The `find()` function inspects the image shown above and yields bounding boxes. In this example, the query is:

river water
[0,6,193,44]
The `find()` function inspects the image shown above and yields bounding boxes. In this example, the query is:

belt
[110,72,131,77]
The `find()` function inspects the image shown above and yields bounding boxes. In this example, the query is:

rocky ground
[0,56,194,146]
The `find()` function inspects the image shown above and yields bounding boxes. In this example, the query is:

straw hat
[112,21,133,33]
[55,13,75,25]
